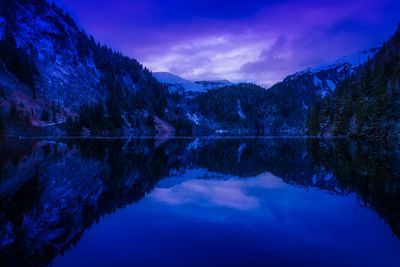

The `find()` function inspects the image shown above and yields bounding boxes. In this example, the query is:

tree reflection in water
[0,138,399,266]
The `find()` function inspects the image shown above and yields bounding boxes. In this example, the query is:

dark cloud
[53,0,400,85]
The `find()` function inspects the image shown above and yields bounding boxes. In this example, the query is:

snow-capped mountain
[153,72,205,93]
[153,72,233,94]
[0,0,387,137]
[179,47,381,135]
[184,48,380,135]
[284,48,379,97]
[264,47,379,134]
[296,48,379,76]
[313,24,400,138]
[195,80,233,90]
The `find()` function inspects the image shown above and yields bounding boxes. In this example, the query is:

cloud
[150,172,289,211]
[139,0,389,85]
[55,0,397,85]
[151,178,261,210]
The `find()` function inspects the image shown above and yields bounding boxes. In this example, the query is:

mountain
[264,48,379,134]
[0,0,191,137]
[187,83,277,134]
[308,23,400,139]
[153,72,204,94]
[185,49,378,135]
[194,80,233,90]
[153,72,233,95]
[0,0,395,138]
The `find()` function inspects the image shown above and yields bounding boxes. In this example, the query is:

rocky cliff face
[6,1,102,108]
[155,50,378,135]
[0,0,389,137]
[0,0,183,136]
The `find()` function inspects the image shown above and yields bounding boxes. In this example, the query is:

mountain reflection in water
[0,138,399,266]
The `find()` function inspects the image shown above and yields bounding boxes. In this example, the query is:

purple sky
[53,0,400,86]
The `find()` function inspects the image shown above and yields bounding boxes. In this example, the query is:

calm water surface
[0,138,399,266]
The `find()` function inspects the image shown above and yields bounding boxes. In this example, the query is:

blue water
[53,172,399,267]
[0,138,399,266]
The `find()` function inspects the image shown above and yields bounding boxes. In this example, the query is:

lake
[0,138,399,266]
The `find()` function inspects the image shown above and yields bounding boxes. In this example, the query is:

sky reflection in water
[0,138,399,266]
[55,168,400,267]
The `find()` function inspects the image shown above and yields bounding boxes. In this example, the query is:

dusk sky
[53,0,400,86]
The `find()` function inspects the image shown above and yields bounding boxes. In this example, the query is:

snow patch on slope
[186,113,203,125]
[153,72,204,93]
[237,100,246,120]
[153,72,234,93]
[313,76,322,87]
[0,16,5,38]
[298,48,378,76]
[326,80,336,91]
[195,80,233,90]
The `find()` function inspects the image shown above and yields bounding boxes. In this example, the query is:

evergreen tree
[0,26,38,97]
[0,111,5,134]
[40,109,50,122]
[9,104,19,122]
[307,100,321,136]
[307,24,400,139]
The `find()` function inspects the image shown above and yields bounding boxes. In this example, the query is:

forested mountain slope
[0,0,190,136]
[185,49,376,135]
[266,48,378,134]
[308,24,400,139]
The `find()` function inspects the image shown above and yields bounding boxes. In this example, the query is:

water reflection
[0,138,399,266]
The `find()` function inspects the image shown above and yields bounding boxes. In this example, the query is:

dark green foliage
[174,117,193,136]
[0,111,5,134]
[309,24,400,139]
[0,0,182,136]
[67,100,127,136]
[145,116,155,129]
[65,116,82,136]
[192,83,275,133]
[9,104,18,121]
[0,27,38,97]
[106,91,123,129]
[307,101,321,136]
[4,104,32,136]
[40,109,50,122]
[76,102,109,135]
[80,35,174,135]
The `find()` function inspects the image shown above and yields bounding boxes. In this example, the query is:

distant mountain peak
[194,80,233,90]
[153,72,233,93]
[294,47,379,77]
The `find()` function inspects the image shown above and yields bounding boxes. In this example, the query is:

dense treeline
[308,23,400,139]
[51,2,178,135]
[64,98,193,136]
[191,83,276,134]
[0,26,38,97]
[0,0,193,136]
[0,111,5,135]
[0,103,44,137]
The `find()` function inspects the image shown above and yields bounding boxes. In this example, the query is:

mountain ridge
[0,0,396,138]
[0,0,193,136]
[153,71,233,94]
[308,24,400,139]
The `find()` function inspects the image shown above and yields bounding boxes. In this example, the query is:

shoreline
[7,135,349,140]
